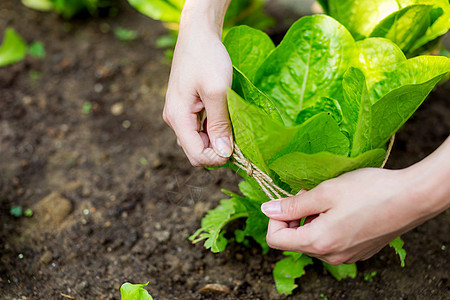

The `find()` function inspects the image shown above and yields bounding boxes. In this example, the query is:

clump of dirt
[1,0,449,299]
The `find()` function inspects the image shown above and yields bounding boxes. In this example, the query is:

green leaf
[340,67,372,156]
[273,252,313,295]
[120,282,153,300]
[128,0,182,23]
[369,4,433,53]
[10,206,23,217]
[227,88,288,174]
[323,262,357,281]
[21,0,54,11]
[232,68,283,123]
[327,0,400,39]
[0,28,27,67]
[189,196,248,253]
[28,41,46,58]
[326,0,450,56]
[295,97,343,125]
[409,0,450,54]
[114,27,138,41]
[254,15,357,125]
[271,112,350,161]
[370,66,449,148]
[389,237,406,267]
[269,149,386,191]
[356,38,406,92]
[224,26,275,81]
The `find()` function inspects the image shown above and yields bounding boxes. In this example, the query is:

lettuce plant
[318,0,450,56]
[128,0,275,55]
[191,14,449,295]
[0,28,27,67]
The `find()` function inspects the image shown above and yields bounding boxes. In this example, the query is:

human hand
[163,10,233,167]
[261,167,444,265]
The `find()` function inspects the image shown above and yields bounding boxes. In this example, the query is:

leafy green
[323,0,450,56]
[189,196,248,253]
[389,237,406,267]
[0,28,27,67]
[224,15,449,191]
[224,26,275,82]
[254,15,357,125]
[193,12,448,295]
[273,252,313,295]
[323,262,357,281]
[369,4,433,53]
[120,282,153,300]
[28,41,46,58]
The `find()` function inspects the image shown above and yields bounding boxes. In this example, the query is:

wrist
[180,0,231,38]
[399,138,450,220]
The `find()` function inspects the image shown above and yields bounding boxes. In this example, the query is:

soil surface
[1,1,449,299]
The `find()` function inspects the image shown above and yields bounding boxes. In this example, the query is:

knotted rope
[230,135,395,200]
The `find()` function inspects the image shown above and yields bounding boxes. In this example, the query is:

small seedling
[81,101,92,114]
[120,282,153,300]
[364,271,377,282]
[24,208,33,217]
[114,27,138,41]
[10,206,23,217]
[28,41,46,58]
[0,28,27,67]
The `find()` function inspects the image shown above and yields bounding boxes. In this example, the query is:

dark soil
[1,1,449,299]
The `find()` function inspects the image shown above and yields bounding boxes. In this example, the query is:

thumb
[261,191,325,221]
[202,90,233,158]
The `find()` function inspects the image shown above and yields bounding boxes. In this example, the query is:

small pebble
[198,283,231,295]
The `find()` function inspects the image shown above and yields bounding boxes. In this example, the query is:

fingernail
[214,137,233,158]
[261,200,281,216]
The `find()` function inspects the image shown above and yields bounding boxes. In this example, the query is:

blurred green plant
[22,0,110,18]
[28,41,46,58]
[0,28,27,67]
[114,26,139,41]
[120,282,153,300]
[128,0,275,57]
[319,0,450,57]
[10,206,33,218]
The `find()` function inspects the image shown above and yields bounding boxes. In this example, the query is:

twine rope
[230,135,395,200]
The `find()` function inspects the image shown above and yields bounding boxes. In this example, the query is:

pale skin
[163,0,450,265]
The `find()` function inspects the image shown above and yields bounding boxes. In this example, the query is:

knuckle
[281,198,299,216]
[207,120,230,134]
[203,85,227,101]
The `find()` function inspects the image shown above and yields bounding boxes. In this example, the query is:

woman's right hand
[163,0,233,167]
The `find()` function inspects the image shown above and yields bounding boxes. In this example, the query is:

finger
[266,219,313,252]
[200,89,233,158]
[261,191,329,221]
[172,110,227,167]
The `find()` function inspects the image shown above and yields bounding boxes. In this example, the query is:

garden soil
[1,1,449,299]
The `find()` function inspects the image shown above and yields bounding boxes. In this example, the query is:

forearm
[400,137,450,225]
[181,0,232,37]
